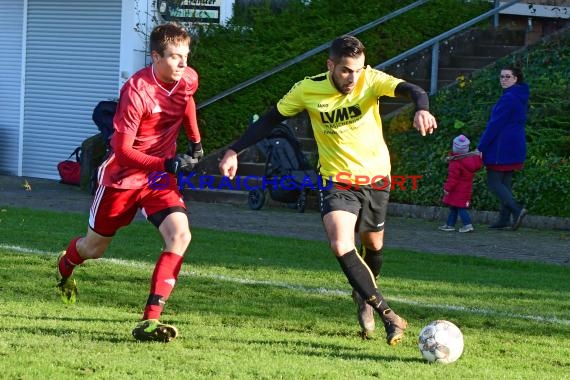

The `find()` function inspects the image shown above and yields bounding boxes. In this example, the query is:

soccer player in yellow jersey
[219,35,437,346]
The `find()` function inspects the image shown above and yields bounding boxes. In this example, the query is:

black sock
[337,249,390,313]
[361,246,383,279]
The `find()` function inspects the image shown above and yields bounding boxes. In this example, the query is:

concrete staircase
[379,27,527,116]
[183,26,529,209]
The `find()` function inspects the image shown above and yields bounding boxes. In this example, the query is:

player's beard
[331,74,354,95]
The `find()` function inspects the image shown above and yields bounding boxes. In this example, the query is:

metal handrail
[197,0,522,108]
[375,0,521,94]
[196,0,429,109]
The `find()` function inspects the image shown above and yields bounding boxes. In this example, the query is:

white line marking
[2,244,569,326]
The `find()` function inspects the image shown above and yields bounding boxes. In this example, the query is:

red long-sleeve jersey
[99,65,200,189]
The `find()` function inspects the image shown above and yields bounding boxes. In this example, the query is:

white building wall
[119,0,154,88]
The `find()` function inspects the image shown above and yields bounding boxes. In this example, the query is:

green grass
[0,207,569,379]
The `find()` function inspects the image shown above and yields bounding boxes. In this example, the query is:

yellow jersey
[277,66,403,185]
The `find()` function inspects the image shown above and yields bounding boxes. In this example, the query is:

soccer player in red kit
[56,23,203,342]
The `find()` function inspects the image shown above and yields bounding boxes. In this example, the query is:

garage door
[0,1,24,175]
[22,0,121,179]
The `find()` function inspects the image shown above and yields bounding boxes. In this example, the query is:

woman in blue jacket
[477,67,529,231]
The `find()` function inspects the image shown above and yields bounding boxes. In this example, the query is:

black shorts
[318,177,390,233]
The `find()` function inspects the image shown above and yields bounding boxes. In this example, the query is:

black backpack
[257,123,312,177]
[81,100,117,194]
[256,123,316,203]
[92,100,118,147]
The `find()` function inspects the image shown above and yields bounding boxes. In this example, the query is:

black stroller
[248,123,318,213]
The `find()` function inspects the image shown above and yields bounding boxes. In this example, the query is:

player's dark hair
[503,66,525,84]
[329,35,365,62]
[150,23,190,57]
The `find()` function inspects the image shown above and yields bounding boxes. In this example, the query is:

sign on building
[500,1,570,18]
[157,0,233,25]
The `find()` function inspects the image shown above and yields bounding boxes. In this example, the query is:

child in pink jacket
[439,135,483,233]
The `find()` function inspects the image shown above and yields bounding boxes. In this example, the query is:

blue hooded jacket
[477,83,529,165]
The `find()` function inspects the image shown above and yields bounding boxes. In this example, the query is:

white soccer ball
[418,320,464,364]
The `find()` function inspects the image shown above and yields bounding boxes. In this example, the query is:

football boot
[381,309,408,346]
[352,289,376,339]
[132,319,178,342]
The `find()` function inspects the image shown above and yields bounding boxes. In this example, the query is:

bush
[386,29,570,217]
[188,0,490,151]
[186,0,570,217]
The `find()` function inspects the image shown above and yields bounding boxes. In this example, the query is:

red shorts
[89,183,186,236]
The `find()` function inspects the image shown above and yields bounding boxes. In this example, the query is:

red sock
[58,237,85,278]
[143,252,184,320]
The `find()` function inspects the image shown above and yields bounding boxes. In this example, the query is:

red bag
[57,147,81,186]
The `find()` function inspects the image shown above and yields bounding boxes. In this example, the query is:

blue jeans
[446,206,472,226]
[486,169,522,223]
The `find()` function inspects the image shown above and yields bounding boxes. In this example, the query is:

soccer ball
[418,320,464,364]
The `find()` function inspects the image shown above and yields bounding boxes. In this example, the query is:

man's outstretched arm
[394,82,437,136]
[219,107,287,179]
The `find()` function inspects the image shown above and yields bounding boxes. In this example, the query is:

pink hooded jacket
[443,153,483,208]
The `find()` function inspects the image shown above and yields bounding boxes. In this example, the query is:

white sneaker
[459,224,474,233]
[438,224,455,232]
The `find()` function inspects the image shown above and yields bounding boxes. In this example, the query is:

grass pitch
[0,207,568,379]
